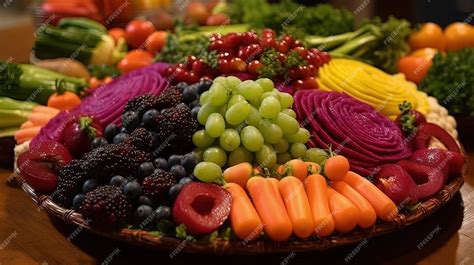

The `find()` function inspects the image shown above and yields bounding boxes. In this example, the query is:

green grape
[203,147,227,167]
[258,119,283,144]
[227,94,246,108]
[199,91,210,105]
[279,92,294,109]
[277,152,292,164]
[218,105,227,116]
[240,126,264,152]
[226,76,241,89]
[273,138,289,153]
[286,128,310,143]
[219,129,240,151]
[205,113,225,137]
[275,112,299,135]
[237,81,263,102]
[256,78,274,92]
[208,83,228,107]
[255,144,277,168]
[193,148,205,162]
[192,130,215,147]
[259,97,281,119]
[281,108,297,118]
[213,76,227,86]
[193,161,222,182]
[228,147,253,166]
[246,106,262,126]
[305,148,328,164]
[290,142,307,158]
[197,104,218,125]
[225,101,251,125]
[260,91,280,100]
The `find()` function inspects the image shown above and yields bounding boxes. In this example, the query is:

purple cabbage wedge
[294,90,411,176]
[31,63,170,148]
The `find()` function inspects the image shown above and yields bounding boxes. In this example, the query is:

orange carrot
[279,176,314,238]
[276,164,287,177]
[324,155,350,181]
[246,176,265,191]
[247,177,293,241]
[28,112,55,126]
[304,174,335,236]
[226,183,263,241]
[306,162,321,175]
[286,159,308,181]
[332,181,376,228]
[14,126,41,144]
[253,166,264,176]
[32,105,60,115]
[327,186,359,233]
[343,171,398,221]
[47,91,81,111]
[20,121,34,129]
[223,162,253,189]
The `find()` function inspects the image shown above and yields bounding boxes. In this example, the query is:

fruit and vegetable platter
[3,1,473,254]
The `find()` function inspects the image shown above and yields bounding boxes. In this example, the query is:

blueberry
[176,82,188,92]
[134,205,154,225]
[197,79,212,94]
[169,183,183,200]
[124,180,142,199]
[154,158,168,170]
[113,133,129,144]
[179,177,193,185]
[191,106,200,118]
[122,111,140,131]
[142,109,159,128]
[137,195,154,207]
[104,124,119,142]
[170,165,186,179]
[91,137,108,149]
[168,155,183,167]
[189,100,200,109]
[72,194,85,210]
[82,179,98,193]
[110,175,125,187]
[120,127,129,134]
[182,87,198,104]
[138,162,155,179]
[154,206,172,222]
[181,153,197,173]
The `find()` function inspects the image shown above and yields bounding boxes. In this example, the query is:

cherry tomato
[444,22,474,51]
[262,28,276,39]
[260,37,277,49]
[108,28,126,43]
[145,31,168,54]
[125,19,156,49]
[218,59,232,74]
[230,58,247,72]
[397,56,432,84]
[276,40,290,53]
[409,22,445,51]
[192,60,207,74]
[410,48,439,59]
[187,71,200,84]
[117,50,154,74]
[248,60,263,76]
[239,31,259,45]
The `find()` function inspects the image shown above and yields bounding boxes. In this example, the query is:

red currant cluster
[164,29,331,90]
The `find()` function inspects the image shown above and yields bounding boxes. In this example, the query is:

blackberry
[142,169,176,203]
[53,160,88,207]
[123,94,159,117]
[155,86,182,110]
[79,186,132,229]
[125,127,155,152]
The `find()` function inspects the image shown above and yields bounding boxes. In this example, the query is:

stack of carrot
[15,106,60,144]
[223,156,398,242]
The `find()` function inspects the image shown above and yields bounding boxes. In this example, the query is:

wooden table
[0,146,473,265]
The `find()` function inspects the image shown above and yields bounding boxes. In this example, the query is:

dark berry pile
[54,80,210,229]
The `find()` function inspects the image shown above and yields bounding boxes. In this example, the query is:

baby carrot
[248,177,293,241]
[32,105,60,115]
[20,121,34,129]
[327,187,359,233]
[306,162,321,175]
[286,159,308,181]
[279,176,314,238]
[324,155,350,181]
[343,171,398,222]
[28,112,55,126]
[14,126,41,144]
[332,181,376,228]
[223,162,253,189]
[225,183,263,241]
[304,174,335,237]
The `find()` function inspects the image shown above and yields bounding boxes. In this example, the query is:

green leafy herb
[87,64,120,79]
[175,224,195,241]
[259,48,285,78]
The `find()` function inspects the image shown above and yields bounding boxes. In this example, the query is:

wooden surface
[0,145,472,265]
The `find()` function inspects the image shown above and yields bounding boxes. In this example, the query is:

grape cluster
[192,76,311,182]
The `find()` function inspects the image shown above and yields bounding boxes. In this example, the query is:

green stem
[330,33,377,55]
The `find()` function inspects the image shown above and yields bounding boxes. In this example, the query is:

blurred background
[0,0,472,62]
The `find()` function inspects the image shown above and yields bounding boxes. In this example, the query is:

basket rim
[15,157,467,254]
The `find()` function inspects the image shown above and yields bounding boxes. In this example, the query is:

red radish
[61,116,103,158]
[173,182,232,235]
[27,140,73,169]
[375,164,419,205]
[397,160,445,200]
[413,123,460,153]
[445,151,465,177]
[409,148,449,180]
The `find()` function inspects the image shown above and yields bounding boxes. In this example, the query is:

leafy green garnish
[175,224,195,241]
[259,48,285,79]
[87,64,120,79]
